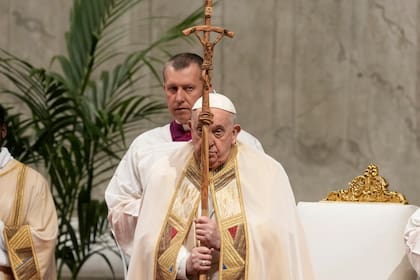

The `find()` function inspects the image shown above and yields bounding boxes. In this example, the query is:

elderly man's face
[191,108,241,170]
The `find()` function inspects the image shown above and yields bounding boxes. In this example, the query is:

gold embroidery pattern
[4,163,41,280]
[185,162,201,189]
[11,163,27,226]
[211,145,248,279]
[155,157,201,280]
[214,182,247,279]
[155,146,249,279]
[4,225,40,280]
[213,167,235,192]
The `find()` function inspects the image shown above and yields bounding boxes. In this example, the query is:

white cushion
[297,202,419,280]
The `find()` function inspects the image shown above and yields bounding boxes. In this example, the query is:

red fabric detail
[171,227,178,240]
[228,226,238,239]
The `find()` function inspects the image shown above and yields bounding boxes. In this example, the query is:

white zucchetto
[192,92,236,114]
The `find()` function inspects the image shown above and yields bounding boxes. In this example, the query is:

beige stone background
[1,0,419,209]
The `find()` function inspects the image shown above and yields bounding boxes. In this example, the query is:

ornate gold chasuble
[2,162,41,280]
[155,145,249,280]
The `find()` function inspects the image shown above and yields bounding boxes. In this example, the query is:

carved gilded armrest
[323,163,408,204]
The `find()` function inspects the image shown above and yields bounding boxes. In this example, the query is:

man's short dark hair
[0,104,5,126]
[162,53,203,82]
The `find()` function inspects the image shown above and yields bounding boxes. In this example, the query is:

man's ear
[232,124,241,144]
[233,124,241,135]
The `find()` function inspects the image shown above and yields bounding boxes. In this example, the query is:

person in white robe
[405,208,420,276]
[0,105,58,280]
[105,53,263,258]
[126,93,314,279]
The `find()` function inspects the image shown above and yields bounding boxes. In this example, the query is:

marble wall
[1,0,419,205]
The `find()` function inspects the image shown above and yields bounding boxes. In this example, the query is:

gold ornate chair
[297,164,419,280]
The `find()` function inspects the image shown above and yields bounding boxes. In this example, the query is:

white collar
[0,147,13,169]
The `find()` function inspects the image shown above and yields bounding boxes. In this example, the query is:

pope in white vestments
[125,93,314,279]
[105,120,263,257]
[105,54,264,258]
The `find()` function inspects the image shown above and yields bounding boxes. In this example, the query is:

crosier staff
[182,1,234,279]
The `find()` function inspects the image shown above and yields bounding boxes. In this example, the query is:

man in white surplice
[126,93,314,279]
[105,53,263,258]
[0,105,57,279]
